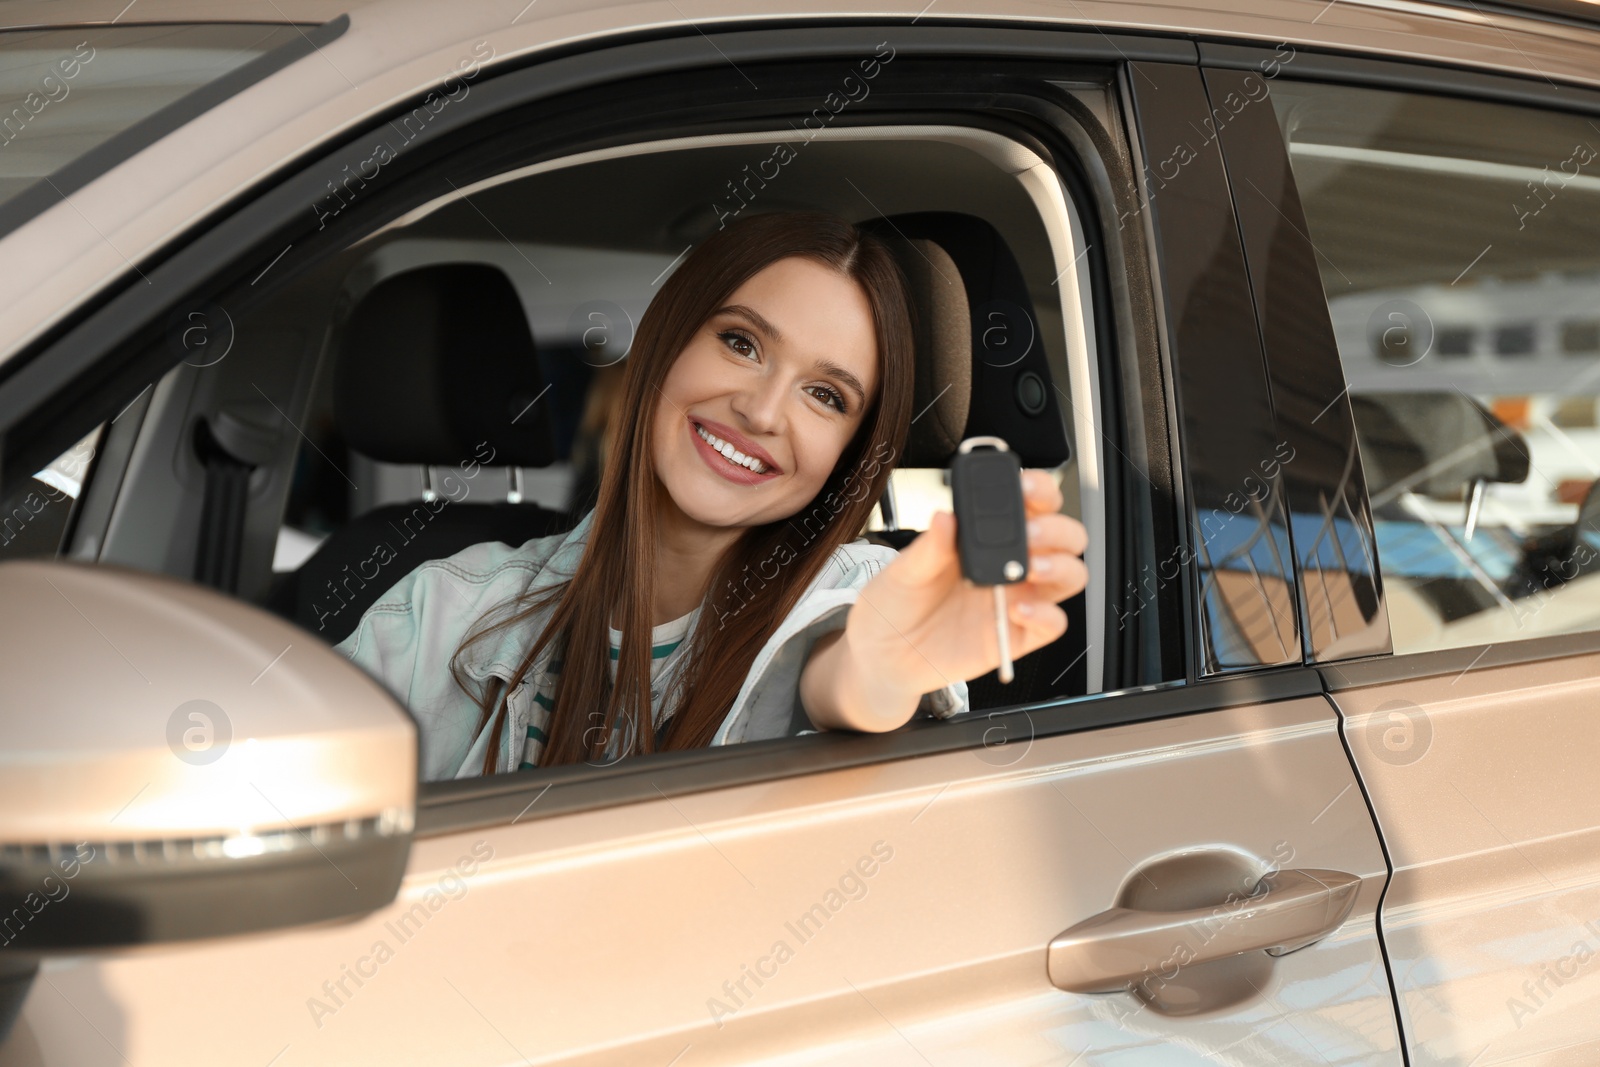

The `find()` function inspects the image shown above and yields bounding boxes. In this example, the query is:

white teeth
[695,424,769,474]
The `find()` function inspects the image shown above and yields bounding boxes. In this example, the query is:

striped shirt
[517,606,701,769]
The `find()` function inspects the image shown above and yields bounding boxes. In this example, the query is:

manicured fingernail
[1017,601,1035,616]
[1033,556,1053,575]
[1027,518,1042,540]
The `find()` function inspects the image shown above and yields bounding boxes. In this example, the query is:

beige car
[1,0,1599,1063]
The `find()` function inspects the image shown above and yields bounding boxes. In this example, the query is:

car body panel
[1326,649,1600,1065]
[8,695,1397,1065]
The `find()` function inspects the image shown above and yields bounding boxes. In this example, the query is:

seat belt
[193,405,280,593]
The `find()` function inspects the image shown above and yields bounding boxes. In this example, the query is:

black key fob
[949,436,1029,586]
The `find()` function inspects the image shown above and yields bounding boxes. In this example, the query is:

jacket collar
[457,508,596,683]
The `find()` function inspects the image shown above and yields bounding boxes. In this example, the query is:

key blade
[995,585,1013,684]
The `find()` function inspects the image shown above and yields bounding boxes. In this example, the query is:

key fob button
[977,515,1013,545]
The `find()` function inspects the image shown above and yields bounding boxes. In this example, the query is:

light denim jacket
[333,509,969,781]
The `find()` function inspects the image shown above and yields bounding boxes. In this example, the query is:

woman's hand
[801,469,1089,733]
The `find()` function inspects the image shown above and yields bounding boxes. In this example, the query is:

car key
[949,436,1030,683]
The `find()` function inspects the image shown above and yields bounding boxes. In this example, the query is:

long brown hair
[454,211,915,772]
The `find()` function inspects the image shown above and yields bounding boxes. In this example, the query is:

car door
[1,16,1401,1067]
[1204,36,1600,1066]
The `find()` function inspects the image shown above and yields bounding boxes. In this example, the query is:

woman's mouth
[689,418,781,485]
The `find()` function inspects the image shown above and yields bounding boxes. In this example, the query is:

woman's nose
[729,373,786,434]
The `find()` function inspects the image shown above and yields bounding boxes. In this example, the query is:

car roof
[0,0,367,24]
[3,0,1599,34]
[6,0,1600,107]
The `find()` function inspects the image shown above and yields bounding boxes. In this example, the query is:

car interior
[1,131,1097,741]
[1350,390,1600,648]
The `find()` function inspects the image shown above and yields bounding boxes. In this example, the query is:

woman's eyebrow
[815,359,867,409]
[716,304,784,343]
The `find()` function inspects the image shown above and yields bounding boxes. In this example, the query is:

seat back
[1350,391,1529,504]
[859,211,1071,468]
[286,262,572,644]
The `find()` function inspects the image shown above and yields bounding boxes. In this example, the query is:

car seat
[1349,390,1531,626]
[1349,391,1528,503]
[281,262,574,645]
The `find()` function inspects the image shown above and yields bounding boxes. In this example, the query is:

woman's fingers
[1027,512,1089,557]
[1016,470,1085,553]
[1021,469,1064,518]
[1025,552,1089,601]
[1008,595,1069,650]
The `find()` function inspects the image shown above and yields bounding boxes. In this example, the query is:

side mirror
[0,560,416,952]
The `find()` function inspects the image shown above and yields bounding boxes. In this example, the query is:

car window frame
[1199,38,1600,687]
[0,19,1270,837]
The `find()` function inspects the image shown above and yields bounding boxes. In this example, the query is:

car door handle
[1047,868,1361,993]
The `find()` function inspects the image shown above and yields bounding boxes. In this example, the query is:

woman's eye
[808,384,847,414]
[718,330,757,359]
[715,328,843,412]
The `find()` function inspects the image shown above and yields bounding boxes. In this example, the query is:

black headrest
[858,212,1070,468]
[334,263,555,467]
[1350,391,1530,498]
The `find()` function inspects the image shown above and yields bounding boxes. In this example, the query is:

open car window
[229,131,1093,714]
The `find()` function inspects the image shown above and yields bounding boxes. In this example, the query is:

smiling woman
[331,211,1087,779]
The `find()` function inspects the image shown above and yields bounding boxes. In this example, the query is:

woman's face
[651,255,882,532]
